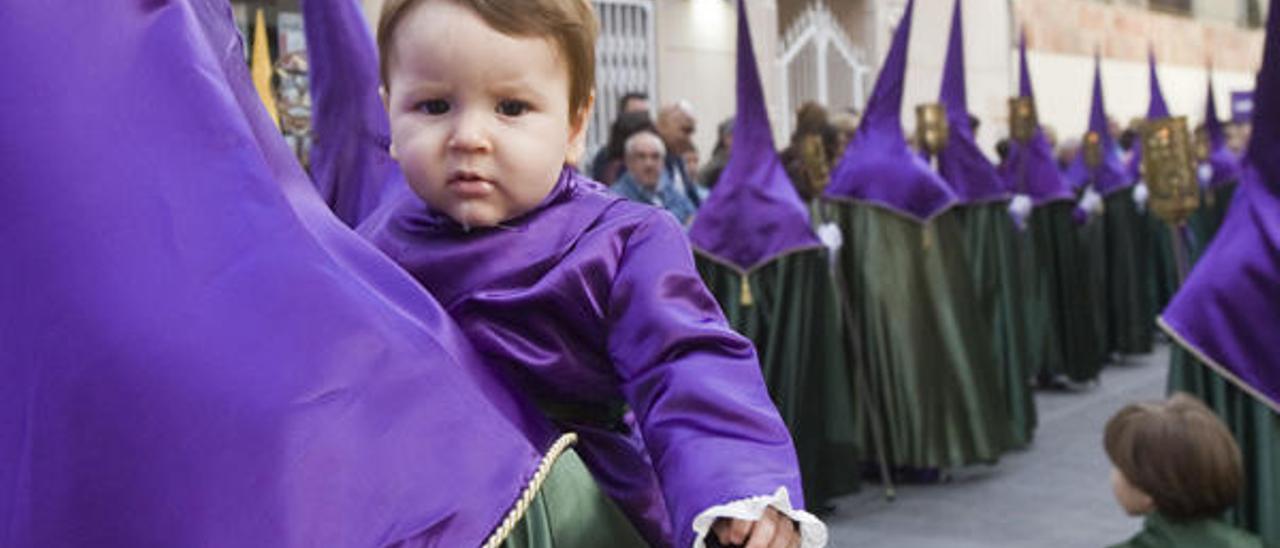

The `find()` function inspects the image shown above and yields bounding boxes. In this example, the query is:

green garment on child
[1107,512,1268,548]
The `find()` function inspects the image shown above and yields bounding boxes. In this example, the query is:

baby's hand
[710,506,799,548]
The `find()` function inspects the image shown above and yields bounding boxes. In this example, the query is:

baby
[1103,393,1264,548]
[360,1,823,546]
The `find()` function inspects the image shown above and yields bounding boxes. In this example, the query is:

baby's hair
[377,0,598,121]
[1104,392,1243,521]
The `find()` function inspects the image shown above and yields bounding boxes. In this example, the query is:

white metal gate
[778,1,870,136]
[588,0,657,156]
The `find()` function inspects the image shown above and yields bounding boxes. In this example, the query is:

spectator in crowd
[610,131,696,224]
[656,100,705,207]
[590,110,655,185]
[619,91,650,115]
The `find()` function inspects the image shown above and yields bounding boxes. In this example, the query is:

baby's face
[384,1,586,228]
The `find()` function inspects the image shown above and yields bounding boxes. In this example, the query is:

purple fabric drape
[0,2,558,546]
[1161,0,1280,413]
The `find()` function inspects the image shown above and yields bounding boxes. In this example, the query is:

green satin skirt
[1167,349,1280,546]
[826,202,1014,469]
[1029,202,1102,382]
[955,203,1037,447]
[500,449,649,548]
[696,248,862,506]
[1103,190,1156,354]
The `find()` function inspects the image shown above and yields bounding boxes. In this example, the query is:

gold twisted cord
[481,432,579,548]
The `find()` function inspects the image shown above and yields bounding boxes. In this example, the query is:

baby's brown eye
[417,99,449,115]
[496,100,529,117]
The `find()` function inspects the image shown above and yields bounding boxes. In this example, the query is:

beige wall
[1022,50,1257,143]
[654,0,785,156]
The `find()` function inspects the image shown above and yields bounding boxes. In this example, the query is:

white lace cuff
[690,486,828,547]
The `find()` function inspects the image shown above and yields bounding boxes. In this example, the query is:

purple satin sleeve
[607,211,805,547]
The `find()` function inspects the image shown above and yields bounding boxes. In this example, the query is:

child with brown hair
[1104,393,1267,548]
[360,0,824,546]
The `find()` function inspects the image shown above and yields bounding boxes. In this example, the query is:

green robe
[1149,213,1181,311]
[696,248,862,506]
[502,449,649,548]
[955,202,1036,447]
[1029,201,1102,382]
[1107,512,1267,548]
[1167,348,1280,546]
[1188,183,1240,250]
[1079,207,1110,364]
[1104,188,1156,354]
[826,202,1014,469]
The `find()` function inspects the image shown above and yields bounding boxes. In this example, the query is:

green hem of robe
[826,203,1014,469]
[1103,190,1156,354]
[956,203,1037,447]
[1167,348,1280,546]
[696,248,862,506]
[500,449,649,548]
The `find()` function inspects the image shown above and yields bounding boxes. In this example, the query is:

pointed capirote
[935,0,1008,204]
[689,0,823,272]
[998,29,1074,204]
[824,0,958,220]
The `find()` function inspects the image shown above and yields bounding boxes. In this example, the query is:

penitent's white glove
[1008,194,1033,229]
[817,222,843,269]
[1078,188,1104,218]
[1133,182,1150,212]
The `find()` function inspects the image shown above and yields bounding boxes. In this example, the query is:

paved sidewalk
[824,345,1170,547]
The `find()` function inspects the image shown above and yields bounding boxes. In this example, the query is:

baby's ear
[565,92,596,164]
[380,86,398,160]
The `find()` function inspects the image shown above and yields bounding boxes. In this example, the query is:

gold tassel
[922,224,933,250]
[740,274,754,307]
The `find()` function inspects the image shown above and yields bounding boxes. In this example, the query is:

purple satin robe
[359,169,805,547]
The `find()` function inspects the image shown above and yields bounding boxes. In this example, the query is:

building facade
[237,0,1266,163]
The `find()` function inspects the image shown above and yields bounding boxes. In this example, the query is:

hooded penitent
[1163,0,1280,426]
[1002,31,1104,382]
[1127,49,1173,181]
[933,0,1036,447]
[0,1,564,546]
[1204,73,1244,189]
[690,0,861,508]
[820,0,1014,469]
[935,0,1009,205]
[999,32,1074,205]
[1064,54,1130,196]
